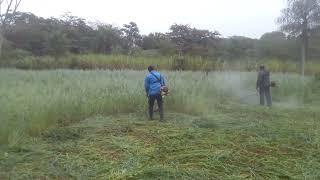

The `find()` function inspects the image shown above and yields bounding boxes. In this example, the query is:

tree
[217,36,257,60]
[257,31,299,60]
[141,32,167,50]
[4,12,96,56]
[60,13,94,53]
[278,0,320,75]
[94,25,122,54]
[0,0,22,57]
[48,31,68,57]
[168,24,220,56]
[260,31,287,41]
[121,22,142,54]
[5,12,49,55]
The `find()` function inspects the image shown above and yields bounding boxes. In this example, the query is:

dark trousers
[259,87,272,107]
[148,94,163,120]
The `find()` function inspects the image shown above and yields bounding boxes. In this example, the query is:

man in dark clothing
[256,65,272,107]
[144,65,166,121]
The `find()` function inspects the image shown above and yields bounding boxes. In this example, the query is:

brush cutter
[240,81,277,103]
[239,92,259,102]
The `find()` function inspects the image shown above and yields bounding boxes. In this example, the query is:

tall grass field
[0,69,319,179]
[2,54,320,74]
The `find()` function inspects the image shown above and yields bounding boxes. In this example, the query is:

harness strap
[150,72,163,86]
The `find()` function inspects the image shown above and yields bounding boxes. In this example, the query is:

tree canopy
[1,11,320,63]
[278,0,320,75]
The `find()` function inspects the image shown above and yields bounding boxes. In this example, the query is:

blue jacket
[144,70,166,96]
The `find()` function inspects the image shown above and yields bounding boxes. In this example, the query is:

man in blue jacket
[145,65,166,121]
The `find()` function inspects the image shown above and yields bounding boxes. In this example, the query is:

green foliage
[141,33,163,50]
[121,22,142,54]
[48,31,68,56]
[158,39,176,55]
[94,25,122,54]
[278,0,320,37]
[2,11,320,63]
[168,24,220,55]
[257,31,299,60]
[278,0,320,74]
[218,36,257,60]
[0,48,31,65]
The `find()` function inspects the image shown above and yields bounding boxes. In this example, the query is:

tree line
[2,12,317,60]
[1,0,320,75]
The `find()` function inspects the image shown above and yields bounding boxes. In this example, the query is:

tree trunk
[300,18,308,76]
[0,27,6,59]
[0,31,3,59]
[301,37,306,76]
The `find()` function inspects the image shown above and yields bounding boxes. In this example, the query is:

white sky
[19,0,287,39]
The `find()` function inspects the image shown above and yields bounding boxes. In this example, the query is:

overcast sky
[19,0,287,39]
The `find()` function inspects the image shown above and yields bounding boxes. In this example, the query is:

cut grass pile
[0,106,319,179]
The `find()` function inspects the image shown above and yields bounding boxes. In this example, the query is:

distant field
[1,54,320,74]
[0,69,319,179]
